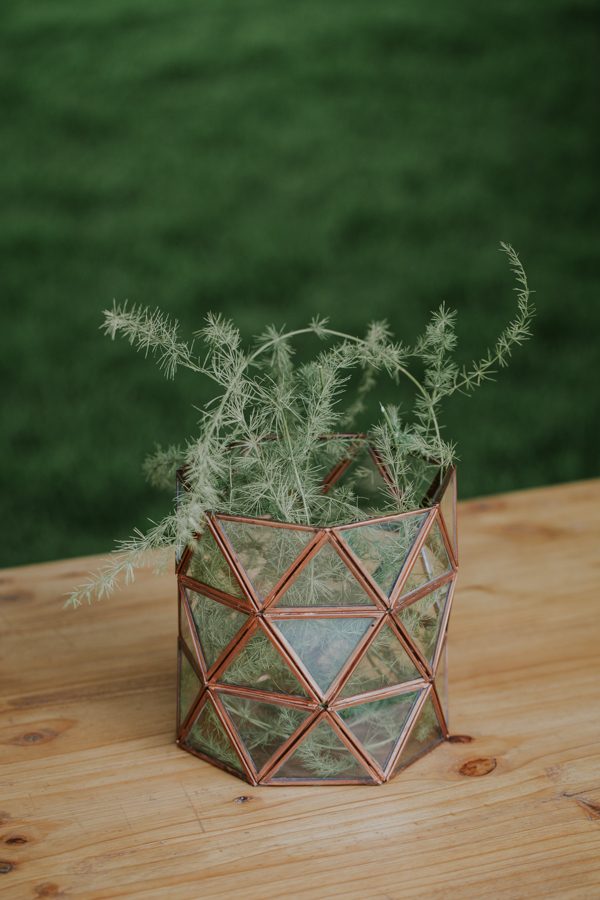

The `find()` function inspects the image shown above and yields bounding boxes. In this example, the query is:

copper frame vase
[176,438,458,785]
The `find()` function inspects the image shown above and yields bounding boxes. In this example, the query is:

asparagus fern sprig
[67,243,533,607]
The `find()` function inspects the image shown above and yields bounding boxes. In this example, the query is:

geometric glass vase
[176,437,458,785]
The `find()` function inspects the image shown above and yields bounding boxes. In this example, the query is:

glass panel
[352,451,388,507]
[178,650,201,727]
[220,694,310,773]
[333,450,438,514]
[435,641,449,727]
[272,719,371,781]
[318,436,358,487]
[274,618,373,695]
[175,473,188,565]
[276,542,376,608]
[219,628,309,697]
[187,529,244,599]
[185,699,244,773]
[179,599,197,658]
[336,448,389,511]
[320,442,438,516]
[337,623,421,699]
[396,583,450,667]
[399,519,451,597]
[392,696,443,774]
[187,590,248,670]
[219,519,314,601]
[440,469,457,560]
[406,455,441,507]
[339,512,428,597]
[338,690,422,769]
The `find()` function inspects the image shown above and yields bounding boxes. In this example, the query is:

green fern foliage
[68,244,533,607]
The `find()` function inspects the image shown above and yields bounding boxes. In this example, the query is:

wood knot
[233,795,252,804]
[448,734,473,743]
[4,835,27,846]
[11,729,57,747]
[459,757,497,777]
[0,860,14,874]
[0,590,33,603]
[573,797,600,821]
[34,884,64,897]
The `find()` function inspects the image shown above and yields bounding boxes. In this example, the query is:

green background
[2,0,598,567]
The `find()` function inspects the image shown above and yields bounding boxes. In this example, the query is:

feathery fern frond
[102,302,198,379]
[451,243,534,394]
[69,244,534,606]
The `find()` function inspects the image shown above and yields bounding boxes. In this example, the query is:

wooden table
[1,480,599,898]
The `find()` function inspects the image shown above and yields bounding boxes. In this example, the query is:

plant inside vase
[69,242,532,606]
[69,243,533,780]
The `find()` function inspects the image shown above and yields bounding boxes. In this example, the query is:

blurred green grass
[1,0,599,566]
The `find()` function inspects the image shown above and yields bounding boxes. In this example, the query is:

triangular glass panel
[186,589,248,670]
[273,617,374,695]
[220,693,311,773]
[392,696,443,775]
[271,719,372,781]
[335,448,389,512]
[338,690,422,769]
[339,512,428,597]
[218,519,314,601]
[184,698,244,774]
[396,583,450,667]
[337,623,421,699]
[405,455,441,507]
[219,628,309,697]
[178,649,201,727]
[187,529,245,600]
[179,599,197,658]
[399,519,452,598]
[318,436,358,488]
[275,542,376,608]
[435,641,449,727]
[439,469,457,561]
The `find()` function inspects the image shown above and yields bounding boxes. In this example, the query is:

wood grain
[1,480,599,899]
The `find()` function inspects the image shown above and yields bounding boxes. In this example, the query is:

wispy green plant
[67,243,533,607]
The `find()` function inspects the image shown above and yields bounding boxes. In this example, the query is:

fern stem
[204,326,441,460]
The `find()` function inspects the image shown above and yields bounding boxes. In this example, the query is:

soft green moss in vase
[69,244,534,783]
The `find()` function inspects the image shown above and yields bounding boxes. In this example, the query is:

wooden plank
[1,479,599,898]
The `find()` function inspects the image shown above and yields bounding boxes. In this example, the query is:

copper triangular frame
[177,638,204,735]
[179,586,204,671]
[211,619,320,702]
[329,615,428,703]
[263,711,380,784]
[334,507,435,608]
[393,577,456,676]
[432,466,458,566]
[431,638,449,734]
[211,513,319,608]
[320,438,396,496]
[320,436,364,494]
[267,532,386,612]
[180,521,253,610]
[270,613,380,701]
[178,691,255,783]
[324,444,395,508]
[390,508,456,607]
[181,584,253,679]
[394,581,452,671]
[387,688,446,777]
[333,683,427,780]
[214,688,318,781]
